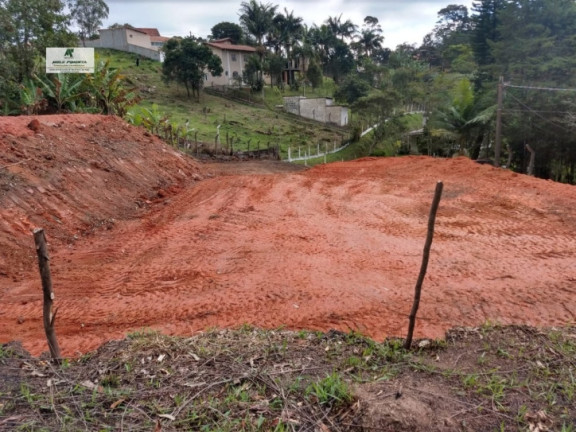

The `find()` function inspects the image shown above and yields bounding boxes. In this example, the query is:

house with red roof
[205,38,257,87]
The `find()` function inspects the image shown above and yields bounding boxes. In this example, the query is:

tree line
[1,0,576,183]
[159,0,576,183]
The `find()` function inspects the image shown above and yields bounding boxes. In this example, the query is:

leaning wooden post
[404,181,443,350]
[525,144,536,176]
[33,228,62,363]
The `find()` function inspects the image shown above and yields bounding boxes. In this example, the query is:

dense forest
[1,0,576,183]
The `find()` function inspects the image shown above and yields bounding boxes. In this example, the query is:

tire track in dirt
[2,154,576,356]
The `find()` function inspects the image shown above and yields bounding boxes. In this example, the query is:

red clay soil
[1,114,576,357]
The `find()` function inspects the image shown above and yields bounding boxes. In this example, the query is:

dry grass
[1,324,575,431]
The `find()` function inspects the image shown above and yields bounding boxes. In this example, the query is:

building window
[225,71,229,76]
[231,53,237,61]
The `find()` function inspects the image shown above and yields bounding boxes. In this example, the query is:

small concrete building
[205,38,257,87]
[84,27,169,61]
[283,96,349,126]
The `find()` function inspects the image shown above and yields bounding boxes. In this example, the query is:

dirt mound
[0,114,202,279]
[1,115,576,357]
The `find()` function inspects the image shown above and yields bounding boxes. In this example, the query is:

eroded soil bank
[1,115,575,356]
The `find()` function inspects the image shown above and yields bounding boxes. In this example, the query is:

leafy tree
[264,52,284,87]
[68,0,109,46]
[443,44,476,73]
[306,59,323,88]
[210,22,244,44]
[107,22,133,29]
[483,0,576,180]
[491,0,576,84]
[243,54,263,91]
[352,91,402,154]
[471,0,505,67]
[324,38,354,83]
[425,4,474,71]
[334,74,370,105]
[162,36,223,101]
[363,16,382,33]
[0,0,76,83]
[434,4,471,45]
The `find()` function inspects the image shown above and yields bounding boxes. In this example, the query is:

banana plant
[126,104,167,135]
[19,79,47,114]
[34,72,86,113]
[84,59,140,116]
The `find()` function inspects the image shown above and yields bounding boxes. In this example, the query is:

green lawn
[96,48,350,160]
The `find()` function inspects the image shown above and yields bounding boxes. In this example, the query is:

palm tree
[430,78,493,157]
[292,24,317,79]
[239,0,277,86]
[326,14,358,41]
[308,24,337,72]
[270,8,304,85]
[279,8,303,61]
[239,0,277,47]
[354,28,384,59]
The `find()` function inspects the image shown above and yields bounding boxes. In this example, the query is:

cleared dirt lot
[1,115,575,357]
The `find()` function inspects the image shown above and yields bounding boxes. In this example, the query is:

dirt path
[1,116,576,357]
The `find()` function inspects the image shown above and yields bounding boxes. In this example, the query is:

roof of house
[100,26,147,35]
[206,38,256,53]
[135,28,161,37]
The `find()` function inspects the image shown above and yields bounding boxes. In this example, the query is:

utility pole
[494,76,504,167]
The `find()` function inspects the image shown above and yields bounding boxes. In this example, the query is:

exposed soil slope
[0,114,202,275]
[1,115,575,357]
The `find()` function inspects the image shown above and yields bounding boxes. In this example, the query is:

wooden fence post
[33,228,62,363]
[526,144,536,176]
[404,181,443,350]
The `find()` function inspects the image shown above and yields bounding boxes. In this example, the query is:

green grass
[95,48,350,160]
[94,48,425,164]
[294,112,424,166]
[305,372,353,407]
[3,325,576,430]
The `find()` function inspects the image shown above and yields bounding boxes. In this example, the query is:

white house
[84,27,169,61]
[205,38,257,86]
[284,96,349,127]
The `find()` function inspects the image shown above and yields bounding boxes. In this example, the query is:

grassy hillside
[96,48,352,161]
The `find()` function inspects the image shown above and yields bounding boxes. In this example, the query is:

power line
[506,91,574,134]
[504,109,575,115]
[505,83,576,92]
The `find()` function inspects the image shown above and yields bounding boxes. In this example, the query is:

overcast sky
[103,0,475,49]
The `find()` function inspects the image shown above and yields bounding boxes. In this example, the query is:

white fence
[285,109,426,163]
[287,140,350,163]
